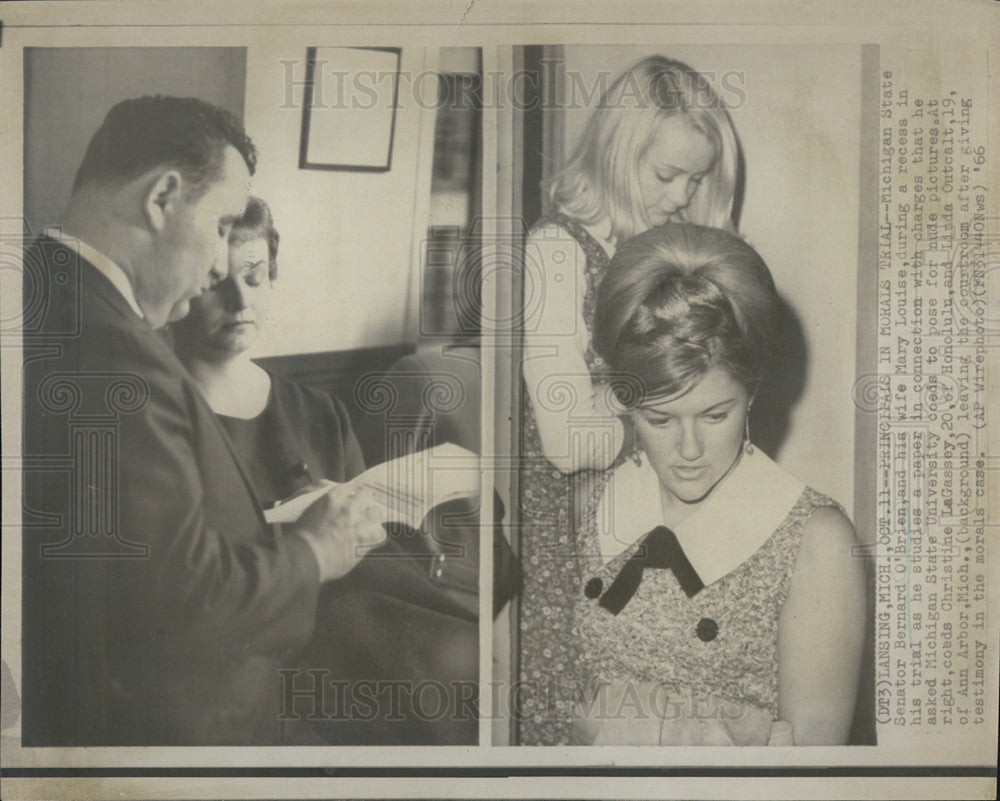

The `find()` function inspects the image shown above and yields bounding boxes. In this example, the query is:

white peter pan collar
[595,448,805,588]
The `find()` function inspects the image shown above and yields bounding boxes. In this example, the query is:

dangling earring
[623,413,644,466]
[743,409,754,455]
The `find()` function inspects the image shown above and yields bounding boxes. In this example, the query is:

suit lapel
[59,239,269,529]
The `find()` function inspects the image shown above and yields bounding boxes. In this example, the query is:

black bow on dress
[597,526,705,615]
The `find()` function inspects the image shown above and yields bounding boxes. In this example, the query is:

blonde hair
[546,56,740,243]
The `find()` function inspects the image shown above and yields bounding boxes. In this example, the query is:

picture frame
[298,45,401,172]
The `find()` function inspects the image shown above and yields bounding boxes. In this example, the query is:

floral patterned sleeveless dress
[571,449,841,744]
[518,213,612,745]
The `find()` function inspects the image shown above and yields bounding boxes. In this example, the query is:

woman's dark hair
[593,222,778,407]
[72,95,257,198]
[229,196,279,280]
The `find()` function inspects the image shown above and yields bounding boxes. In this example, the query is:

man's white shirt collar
[45,227,145,320]
[596,448,805,587]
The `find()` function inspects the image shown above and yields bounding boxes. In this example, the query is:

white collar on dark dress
[595,448,805,588]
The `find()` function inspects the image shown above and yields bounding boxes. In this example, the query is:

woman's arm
[521,224,624,473]
[777,505,867,745]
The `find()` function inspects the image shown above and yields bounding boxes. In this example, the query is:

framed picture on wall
[298,46,401,172]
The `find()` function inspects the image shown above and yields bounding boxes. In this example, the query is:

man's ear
[143,169,185,232]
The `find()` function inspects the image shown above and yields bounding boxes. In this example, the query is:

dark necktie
[598,525,705,615]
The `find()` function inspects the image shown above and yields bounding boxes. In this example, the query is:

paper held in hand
[264,443,480,528]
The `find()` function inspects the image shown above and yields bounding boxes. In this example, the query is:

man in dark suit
[21,96,383,745]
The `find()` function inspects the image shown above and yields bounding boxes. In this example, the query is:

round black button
[696,617,718,642]
[584,578,603,599]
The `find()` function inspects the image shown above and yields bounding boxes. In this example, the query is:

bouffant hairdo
[229,196,280,280]
[593,223,778,407]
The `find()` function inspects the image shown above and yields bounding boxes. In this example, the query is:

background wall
[558,45,862,511]
[24,47,247,237]
[244,44,436,356]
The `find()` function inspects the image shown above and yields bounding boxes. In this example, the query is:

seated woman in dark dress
[172,198,478,744]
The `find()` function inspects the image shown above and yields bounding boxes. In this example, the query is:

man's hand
[287,482,386,582]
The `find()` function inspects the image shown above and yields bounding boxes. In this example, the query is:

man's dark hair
[72,95,257,198]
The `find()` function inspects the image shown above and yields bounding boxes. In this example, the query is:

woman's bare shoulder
[801,504,858,554]
[790,502,864,604]
[527,218,583,247]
